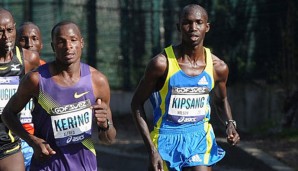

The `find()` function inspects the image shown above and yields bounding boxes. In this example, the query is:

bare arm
[212,54,240,145]
[131,53,167,171]
[91,67,116,144]
[2,72,38,142]
[1,71,56,158]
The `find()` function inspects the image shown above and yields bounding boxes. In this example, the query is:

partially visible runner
[131,4,240,171]
[2,21,116,171]
[16,21,45,171]
[0,8,40,171]
[17,22,46,65]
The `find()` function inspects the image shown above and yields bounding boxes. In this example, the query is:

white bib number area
[51,100,92,146]
[168,94,209,124]
[19,98,34,124]
[0,76,19,114]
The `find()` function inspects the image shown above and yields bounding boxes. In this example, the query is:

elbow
[130,98,137,112]
[130,97,144,116]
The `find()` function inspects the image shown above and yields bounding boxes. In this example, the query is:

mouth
[65,52,75,58]
[189,34,199,41]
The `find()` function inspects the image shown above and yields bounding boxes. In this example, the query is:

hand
[93,99,109,129]
[226,124,240,146]
[29,135,56,161]
[148,150,164,171]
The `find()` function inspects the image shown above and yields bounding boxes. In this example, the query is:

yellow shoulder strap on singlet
[164,46,180,79]
[15,46,23,65]
[204,47,214,88]
[164,46,214,88]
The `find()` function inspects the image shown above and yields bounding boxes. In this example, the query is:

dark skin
[17,22,43,53]
[1,22,116,163]
[131,4,240,171]
[0,8,39,171]
[16,22,46,65]
[0,11,39,72]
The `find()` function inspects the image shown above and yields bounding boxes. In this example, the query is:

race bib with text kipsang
[168,87,210,124]
[50,99,92,146]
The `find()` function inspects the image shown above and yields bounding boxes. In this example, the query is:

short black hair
[51,21,81,41]
[179,4,208,22]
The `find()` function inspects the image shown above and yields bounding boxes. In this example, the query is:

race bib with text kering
[50,99,92,146]
[168,87,210,124]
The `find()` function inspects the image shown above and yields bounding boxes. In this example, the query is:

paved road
[92,118,294,171]
[95,141,276,171]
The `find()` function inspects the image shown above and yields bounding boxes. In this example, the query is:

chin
[186,42,200,48]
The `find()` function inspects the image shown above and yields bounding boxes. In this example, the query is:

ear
[176,23,181,32]
[81,38,84,48]
[40,43,43,50]
[205,22,210,33]
[51,42,55,52]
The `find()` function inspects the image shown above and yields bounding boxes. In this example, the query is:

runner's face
[17,24,43,53]
[52,24,83,64]
[0,11,16,53]
[179,7,209,47]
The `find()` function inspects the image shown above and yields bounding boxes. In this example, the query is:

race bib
[168,87,210,124]
[0,76,19,114]
[50,100,92,146]
[19,98,34,124]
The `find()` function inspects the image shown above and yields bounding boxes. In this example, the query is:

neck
[180,44,205,61]
[50,61,81,86]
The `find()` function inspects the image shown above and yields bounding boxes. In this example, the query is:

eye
[32,36,39,41]
[56,39,64,45]
[71,37,78,41]
[182,20,191,25]
[7,27,14,32]
[197,20,203,24]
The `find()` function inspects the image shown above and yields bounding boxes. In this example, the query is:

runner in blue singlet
[131,4,240,171]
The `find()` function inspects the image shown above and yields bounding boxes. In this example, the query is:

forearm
[98,121,116,144]
[132,107,156,154]
[1,107,33,144]
[215,97,234,122]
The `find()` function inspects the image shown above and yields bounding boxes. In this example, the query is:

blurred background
[2,0,298,136]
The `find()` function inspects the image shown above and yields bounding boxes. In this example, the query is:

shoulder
[22,70,40,85]
[89,66,109,87]
[211,53,229,82]
[22,48,40,72]
[19,70,40,97]
[146,51,168,76]
[22,48,39,64]
[88,65,111,100]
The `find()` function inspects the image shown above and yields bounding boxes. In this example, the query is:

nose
[25,38,32,48]
[190,22,198,31]
[66,40,72,49]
